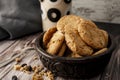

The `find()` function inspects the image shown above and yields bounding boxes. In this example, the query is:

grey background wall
[72,0,120,24]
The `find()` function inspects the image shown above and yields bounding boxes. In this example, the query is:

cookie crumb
[20,67,24,71]
[14,64,21,70]
[32,66,37,71]
[32,69,54,80]
[15,58,21,63]
[33,56,38,60]
[32,73,43,80]
[46,71,54,80]
[13,64,54,80]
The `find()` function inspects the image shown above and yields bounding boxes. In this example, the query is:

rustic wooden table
[0,22,120,80]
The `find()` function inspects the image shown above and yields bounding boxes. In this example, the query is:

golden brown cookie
[57,15,81,33]
[57,42,67,56]
[78,19,106,49]
[93,48,108,56]
[100,29,108,47]
[46,31,65,55]
[65,25,93,56]
[71,53,82,58]
[43,26,57,47]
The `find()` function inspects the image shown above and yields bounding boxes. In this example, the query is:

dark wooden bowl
[35,32,116,79]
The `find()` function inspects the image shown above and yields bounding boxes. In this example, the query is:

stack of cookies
[43,15,108,57]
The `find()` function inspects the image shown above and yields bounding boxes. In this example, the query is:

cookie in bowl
[35,15,116,79]
[43,15,109,57]
[64,25,93,56]
[78,19,107,49]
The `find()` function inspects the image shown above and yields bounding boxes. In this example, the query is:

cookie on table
[57,15,82,33]
[43,26,57,47]
[46,31,65,55]
[65,25,93,56]
[78,19,107,49]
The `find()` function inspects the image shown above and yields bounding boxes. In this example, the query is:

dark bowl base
[39,52,111,79]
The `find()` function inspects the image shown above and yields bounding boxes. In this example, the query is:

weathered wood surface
[0,33,42,80]
[72,0,120,24]
[0,33,119,80]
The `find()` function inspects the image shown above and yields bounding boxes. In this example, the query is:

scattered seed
[15,58,21,63]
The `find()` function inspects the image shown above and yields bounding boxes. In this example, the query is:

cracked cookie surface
[57,15,82,33]
[43,26,57,47]
[46,31,65,55]
[65,25,93,56]
[78,19,107,49]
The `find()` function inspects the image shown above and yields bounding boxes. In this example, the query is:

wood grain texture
[0,40,15,54]
[0,33,41,80]
[72,0,120,23]
[0,33,119,80]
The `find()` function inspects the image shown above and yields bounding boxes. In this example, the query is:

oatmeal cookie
[43,26,57,47]
[93,48,108,55]
[57,15,81,33]
[46,31,65,55]
[71,53,82,58]
[100,29,108,47]
[57,42,67,56]
[65,26,93,56]
[78,19,106,49]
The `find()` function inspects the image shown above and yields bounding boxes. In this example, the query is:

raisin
[21,63,27,67]
[27,65,33,71]
[12,75,18,80]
